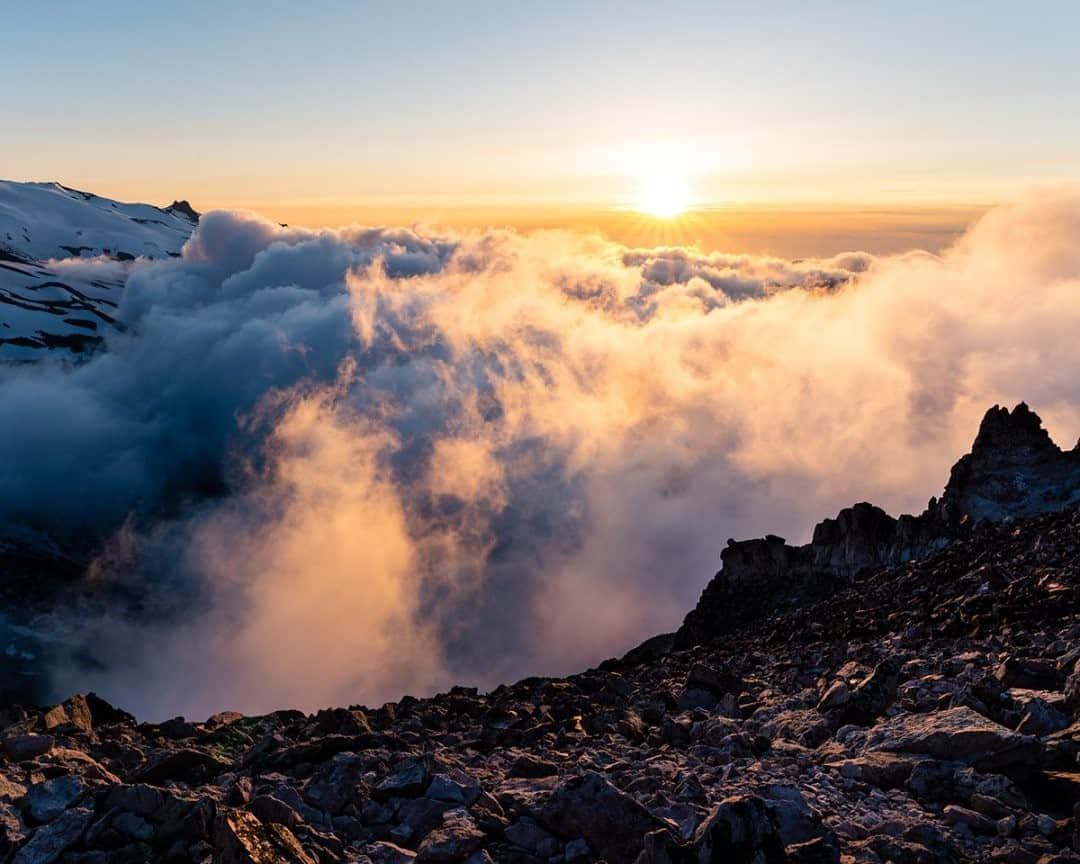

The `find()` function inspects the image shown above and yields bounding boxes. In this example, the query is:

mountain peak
[970,402,1056,457]
[165,199,200,222]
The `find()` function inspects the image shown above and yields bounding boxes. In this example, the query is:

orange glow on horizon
[222,202,987,258]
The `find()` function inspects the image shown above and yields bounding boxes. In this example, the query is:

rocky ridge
[0,405,1077,864]
[678,403,1080,648]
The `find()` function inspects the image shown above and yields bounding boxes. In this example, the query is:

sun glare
[636,170,692,219]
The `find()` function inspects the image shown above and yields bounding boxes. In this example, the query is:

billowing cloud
[11,188,1080,719]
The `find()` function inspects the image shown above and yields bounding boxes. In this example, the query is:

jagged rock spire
[942,402,1080,525]
[969,402,1055,457]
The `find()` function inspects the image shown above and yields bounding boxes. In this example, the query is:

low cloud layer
[6,190,1080,719]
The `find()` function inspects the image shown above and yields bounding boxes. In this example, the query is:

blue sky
[3,1,1078,211]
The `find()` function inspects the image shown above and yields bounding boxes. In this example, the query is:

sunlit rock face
[678,403,1080,647]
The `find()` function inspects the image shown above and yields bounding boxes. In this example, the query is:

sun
[635,170,692,219]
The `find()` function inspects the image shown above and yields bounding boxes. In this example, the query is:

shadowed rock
[677,403,1080,647]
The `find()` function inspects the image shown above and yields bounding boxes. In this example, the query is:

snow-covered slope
[0,181,198,361]
[0,181,196,262]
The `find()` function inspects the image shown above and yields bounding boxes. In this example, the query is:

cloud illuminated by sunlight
[24,188,1080,718]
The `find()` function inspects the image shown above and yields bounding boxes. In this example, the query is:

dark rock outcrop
[677,403,1080,647]
[941,402,1080,524]
[165,199,201,223]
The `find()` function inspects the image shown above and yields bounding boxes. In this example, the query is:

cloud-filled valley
[4,189,1080,719]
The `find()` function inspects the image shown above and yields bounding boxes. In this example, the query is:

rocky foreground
[1,405,1078,864]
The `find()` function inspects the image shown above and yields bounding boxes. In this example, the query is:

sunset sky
[5,2,1080,722]
[4,1,1079,252]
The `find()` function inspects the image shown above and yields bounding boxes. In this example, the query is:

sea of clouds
[4,190,1080,719]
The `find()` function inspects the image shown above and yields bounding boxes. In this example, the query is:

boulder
[303,752,366,815]
[995,657,1061,691]
[763,785,827,846]
[906,760,966,806]
[248,794,305,829]
[428,770,483,806]
[214,808,316,864]
[537,771,667,862]
[1016,697,1070,736]
[862,706,1039,770]
[415,808,485,862]
[828,753,915,789]
[504,817,560,858]
[692,795,787,864]
[132,747,229,785]
[3,735,53,762]
[943,804,997,834]
[760,710,832,748]
[845,658,900,722]
[374,757,431,801]
[13,806,93,864]
[686,662,745,697]
[395,797,453,840]
[26,774,87,823]
[816,681,850,713]
[42,696,92,734]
